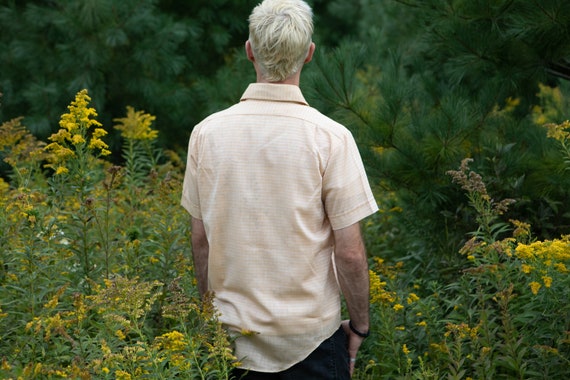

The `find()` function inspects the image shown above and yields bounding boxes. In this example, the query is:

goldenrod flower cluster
[114,106,158,140]
[369,269,396,305]
[544,120,570,142]
[88,276,163,327]
[154,330,187,352]
[515,236,570,272]
[514,236,569,294]
[531,83,564,126]
[444,322,479,340]
[0,118,46,168]
[44,89,110,175]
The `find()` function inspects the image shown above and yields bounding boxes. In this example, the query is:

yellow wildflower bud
[93,128,108,138]
[55,166,69,175]
[542,276,552,288]
[71,134,86,145]
[115,329,126,340]
[529,281,541,295]
[521,264,532,274]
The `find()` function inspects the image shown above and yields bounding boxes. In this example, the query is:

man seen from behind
[181,0,379,378]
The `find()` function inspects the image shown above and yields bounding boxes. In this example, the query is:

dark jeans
[232,326,350,380]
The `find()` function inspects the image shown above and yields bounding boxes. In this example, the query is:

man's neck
[256,72,301,86]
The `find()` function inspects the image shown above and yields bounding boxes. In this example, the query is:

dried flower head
[447,158,489,197]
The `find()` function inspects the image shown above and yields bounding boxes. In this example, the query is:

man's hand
[341,319,366,376]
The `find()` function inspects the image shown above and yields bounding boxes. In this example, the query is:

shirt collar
[240,83,309,106]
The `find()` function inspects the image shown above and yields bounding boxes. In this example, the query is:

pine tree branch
[392,0,421,9]
[546,61,570,81]
[532,0,563,25]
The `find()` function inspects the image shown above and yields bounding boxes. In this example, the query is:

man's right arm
[191,217,209,299]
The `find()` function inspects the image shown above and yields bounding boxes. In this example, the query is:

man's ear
[304,42,316,63]
[245,40,255,62]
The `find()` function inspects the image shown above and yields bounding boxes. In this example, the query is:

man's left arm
[191,217,209,299]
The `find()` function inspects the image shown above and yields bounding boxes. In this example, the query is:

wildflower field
[1,90,569,379]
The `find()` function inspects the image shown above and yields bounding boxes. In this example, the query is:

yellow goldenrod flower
[529,281,541,295]
[407,292,420,304]
[88,137,109,152]
[44,296,58,309]
[402,344,411,355]
[155,330,187,351]
[544,120,570,142]
[373,257,384,265]
[393,303,404,312]
[521,264,533,274]
[71,134,86,145]
[511,219,531,240]
[115,329,126,340]
[505,96,520,109]
[115,370,132,380]
[93,128,108,138]
[445,322,472,339]
[114,106,158,140]
[369,270,396,305]
[54,166,69,175]
[542,276,552,288]
[44,89,110,173]
[1,358,11,371]
[101,339,112,355]
[554,262,568,273]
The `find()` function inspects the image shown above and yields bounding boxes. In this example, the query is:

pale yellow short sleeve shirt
[181,83,378,372]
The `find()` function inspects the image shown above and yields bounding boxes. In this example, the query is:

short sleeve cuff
[181,195,201,219]
[329,198,378,230]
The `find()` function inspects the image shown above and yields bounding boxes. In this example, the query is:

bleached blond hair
[248,0,313,82]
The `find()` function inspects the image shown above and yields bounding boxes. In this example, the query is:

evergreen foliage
[306,0,570,276]
[0,0,258,147]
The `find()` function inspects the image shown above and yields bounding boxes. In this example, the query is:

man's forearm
[336,251,370,332]
[191,217,209,299]
[334,223,370,332]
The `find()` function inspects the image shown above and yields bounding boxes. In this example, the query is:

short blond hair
[248,0,313,82]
